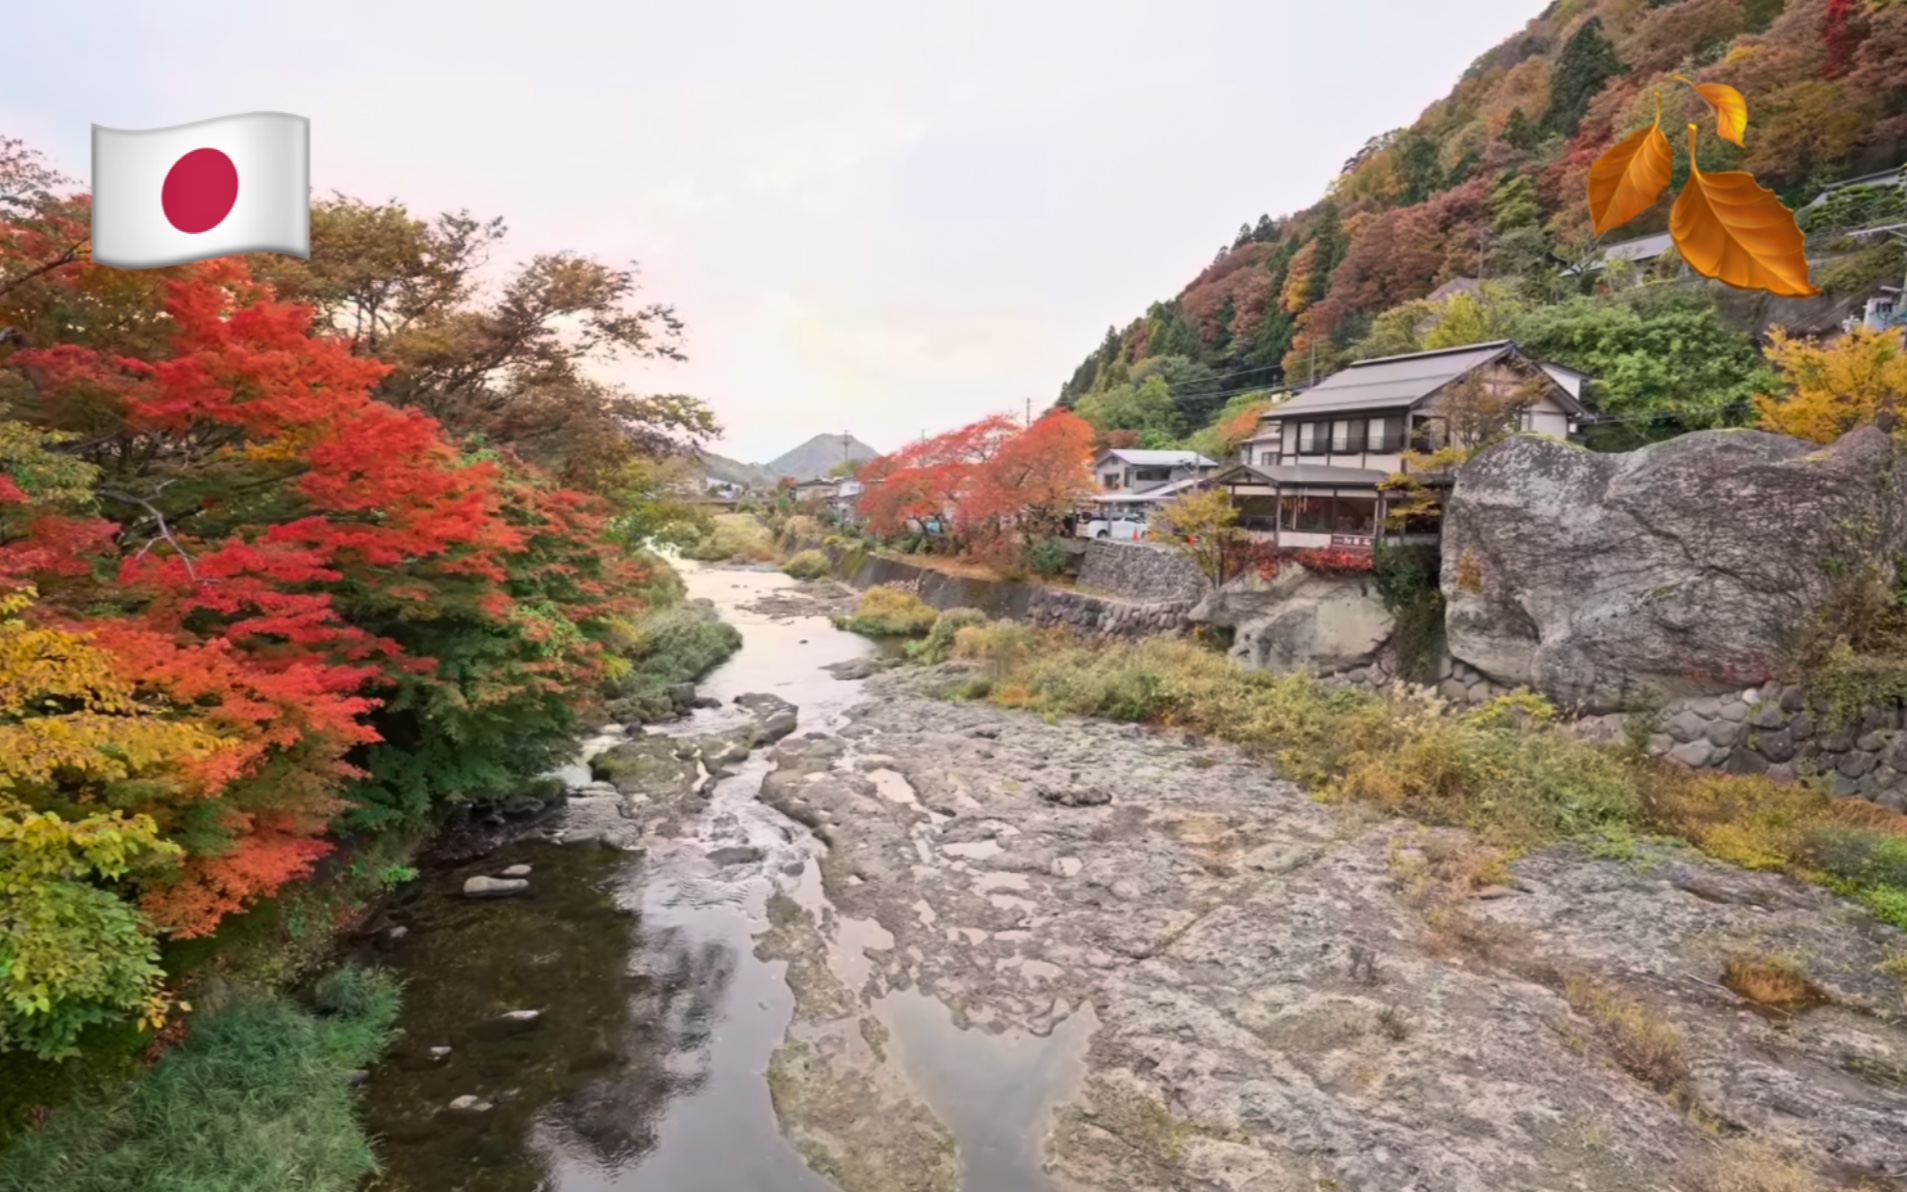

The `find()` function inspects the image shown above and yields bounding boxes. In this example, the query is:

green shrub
[782,550,832,580]
[603,600,741,721]
[1372,542,1445,683]
[837,586,939,638]
[1028,538,1070,577]
[908,608,989,664]
[679,513,776,562]
[0,967,400,1192]
[1802,826,1907,889]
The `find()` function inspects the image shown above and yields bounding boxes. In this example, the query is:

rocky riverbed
[357,566,1907,1192]
[761,662,1907,1192]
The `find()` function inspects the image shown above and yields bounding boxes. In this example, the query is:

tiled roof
[1263,341,1592,419]
[1266,342,1516,417]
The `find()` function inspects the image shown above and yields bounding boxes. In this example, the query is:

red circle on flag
[161,148,239,234]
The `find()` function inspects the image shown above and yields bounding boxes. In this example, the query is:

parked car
[1080,513,1148,541]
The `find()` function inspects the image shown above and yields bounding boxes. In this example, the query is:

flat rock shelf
[354,564,1907,1192]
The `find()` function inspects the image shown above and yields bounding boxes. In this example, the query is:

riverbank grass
[680,513,777,562]
[0,966,400,1192]
[936,629,1907,927]
[783,549,831,580]
[836,586,939,637]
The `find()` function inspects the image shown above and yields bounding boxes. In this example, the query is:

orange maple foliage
[3,255,641,937]
[854,414,1020,540]
[959,411,1095,560]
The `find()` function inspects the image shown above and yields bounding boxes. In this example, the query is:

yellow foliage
[1754,326,1907,444]
[1640,771,1826,870]
[0,588,233,801]
[1155,488,1239,588]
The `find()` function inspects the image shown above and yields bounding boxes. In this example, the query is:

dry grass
[1722,956,1825,1009]
[1563,977,1689,1093]
[681,512,777,562]
[1682,1138,1830,1192]
[1391,832,1512,907]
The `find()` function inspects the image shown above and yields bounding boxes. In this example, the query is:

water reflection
[357,841,645,1192]
[358,565,868,1192]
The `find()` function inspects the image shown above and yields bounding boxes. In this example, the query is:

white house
[1092,449,1217,493]
[1081,449,1220,526]
[1219,340,1592,548]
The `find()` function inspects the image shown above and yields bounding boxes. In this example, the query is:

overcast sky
[7,0,1542,464]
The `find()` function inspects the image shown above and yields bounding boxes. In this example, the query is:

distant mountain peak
[762,433,880,481]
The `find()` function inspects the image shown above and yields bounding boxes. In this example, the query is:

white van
[1079,511,1148,541]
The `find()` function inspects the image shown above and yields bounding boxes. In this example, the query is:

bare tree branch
[98,489,200,583]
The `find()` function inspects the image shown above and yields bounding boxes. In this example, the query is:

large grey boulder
[1441,426,1907,712]
[1190,564,1393,674]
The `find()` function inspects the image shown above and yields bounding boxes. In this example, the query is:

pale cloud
[744,108,927,203]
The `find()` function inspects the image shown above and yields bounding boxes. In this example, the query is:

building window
[1296,422,1325,455]
[1330,419,1365,454]
[1366,415,1404,453]
[1333,497,1378,536]
[1259,449,1278,467]
[1281,494,1334,533]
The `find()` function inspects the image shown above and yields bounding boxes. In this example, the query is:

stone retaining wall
[1315,651,1517,707]
[833,548,1195,641]
[1074,540,1207,604]
[1026,587,1192,638]
[1637,686,1907,810]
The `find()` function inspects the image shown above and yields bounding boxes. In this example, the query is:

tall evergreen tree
[1542,17,1623,136]
[1503,106,1541,151]
[1397,130,1443,204]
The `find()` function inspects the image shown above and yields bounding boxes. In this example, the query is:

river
[355,564,1093,1192]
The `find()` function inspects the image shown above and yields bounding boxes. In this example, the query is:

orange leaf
[1669,125,1818,298]
[1674,75,1747,148]
[1586,94,1673,236]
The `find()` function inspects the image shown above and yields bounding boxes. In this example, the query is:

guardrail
[1802,221,1907,257]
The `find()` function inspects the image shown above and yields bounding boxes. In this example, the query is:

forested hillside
[1057,0,1907,453]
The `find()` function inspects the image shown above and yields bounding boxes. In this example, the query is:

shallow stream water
[357,566,1093,1192]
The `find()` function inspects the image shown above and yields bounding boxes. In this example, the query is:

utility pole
[1025,397,1032,426]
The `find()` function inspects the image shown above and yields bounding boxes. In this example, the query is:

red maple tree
[962,410,1094,560]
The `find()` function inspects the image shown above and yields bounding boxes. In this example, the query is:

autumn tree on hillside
[1755,327,1907,443]
[963,411,1094,561]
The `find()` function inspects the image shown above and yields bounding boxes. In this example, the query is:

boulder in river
[462,875,528,898]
